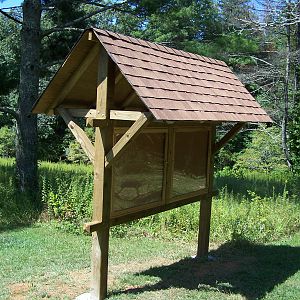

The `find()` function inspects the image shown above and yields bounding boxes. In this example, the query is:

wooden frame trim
[197,125,216,257]
[166,126,212,204]
[110,128,168,218]
[170,188,209,203]
[57,107,95,164]
[165,127,175,202]
[105,112,153,168]
[214,122,246,153]
[49,44,99,113]
[110,192,217,226]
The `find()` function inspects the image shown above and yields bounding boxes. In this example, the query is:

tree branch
[0,107,19,121]
[42,3,126,37]
[42,27,84,36]
[0,8,22,24]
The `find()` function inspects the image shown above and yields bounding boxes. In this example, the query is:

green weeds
[0,158,300,244]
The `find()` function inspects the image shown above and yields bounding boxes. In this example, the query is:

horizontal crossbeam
[65,108,148,122]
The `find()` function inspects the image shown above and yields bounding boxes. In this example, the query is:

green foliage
[141,0,221,47]
[5,157,300,244]
[1,158,299,241]
[37,115,71,161]
[211,187,300,243]
[0,126,16,157]
[0,158,37,229]
[0,16,20,96]
[66,127,94,164]
[40,161,93,232]
[234,126,288,173]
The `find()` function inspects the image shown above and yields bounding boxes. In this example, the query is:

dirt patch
[7,255,256,299]
[9,282,31,300]
[39,269,90,299]
[110,257,174,275]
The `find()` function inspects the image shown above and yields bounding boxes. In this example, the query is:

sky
[0,0,22,9]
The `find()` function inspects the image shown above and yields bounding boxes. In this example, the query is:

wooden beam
[122,90,136,108]
[110,110,145,121]
[165,127,175,201]
[96,45,109,119]
[214,122,246,153]
[67,108,96,118]
[63,108,150,122]
[48,44,99,112]
[105,112,153,168]
[197,126,216,258]
[86,118,109,128]
[84,221,102,233]
[57,107,95,164]
[91,49,115,300]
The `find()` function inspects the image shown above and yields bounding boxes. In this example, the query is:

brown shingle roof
[93,28,271,122]
[32,28,271,123]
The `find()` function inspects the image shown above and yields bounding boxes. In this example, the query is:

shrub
[210,187,300,243]
[0,126,16,158]
[1,158,299,243]
[234,126,288,173]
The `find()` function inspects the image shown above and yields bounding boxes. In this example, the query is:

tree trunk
[282,21,292,169]
[295,1,300,106]
[16,0,41,201]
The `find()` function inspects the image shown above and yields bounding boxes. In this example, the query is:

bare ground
[8,253,256,299]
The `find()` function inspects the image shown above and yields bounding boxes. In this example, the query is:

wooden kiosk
[32,28,271,300]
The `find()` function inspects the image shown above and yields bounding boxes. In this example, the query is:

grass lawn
[1,224,300,300]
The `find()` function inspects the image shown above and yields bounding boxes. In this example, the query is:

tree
[234,126,288,173]
[0,0,129,201]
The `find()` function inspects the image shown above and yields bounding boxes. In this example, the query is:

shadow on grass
[110,241,300,299]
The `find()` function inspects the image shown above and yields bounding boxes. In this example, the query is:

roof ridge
[92,27,227,68]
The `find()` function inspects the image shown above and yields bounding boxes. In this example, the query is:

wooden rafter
[48,44,99,113]
[67,108,97,118]
[57,107,95,164]
[105,112,153,168]
[122,90,136,108]
[214,122,246,153]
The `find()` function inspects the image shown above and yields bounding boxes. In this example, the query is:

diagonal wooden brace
[57,107,95,164]
[105,112,153,168]
[213,122,246,153]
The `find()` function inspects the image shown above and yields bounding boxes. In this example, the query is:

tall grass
[0,158,299,243]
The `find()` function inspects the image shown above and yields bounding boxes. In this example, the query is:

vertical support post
[197,125,216,258]
[90,45,115,300]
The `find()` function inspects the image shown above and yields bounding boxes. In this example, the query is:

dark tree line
[0,0,299,205]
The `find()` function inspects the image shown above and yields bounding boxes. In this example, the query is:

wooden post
[90,45,115,300]
[197,125,216,258]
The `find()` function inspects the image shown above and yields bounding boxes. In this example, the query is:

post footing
[75,292,92,300]
[191,254,217,262]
